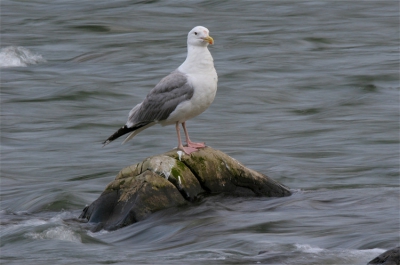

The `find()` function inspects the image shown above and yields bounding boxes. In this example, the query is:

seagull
[103,26,218,154]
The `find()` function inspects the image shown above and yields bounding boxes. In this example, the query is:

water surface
[1,1,399,264]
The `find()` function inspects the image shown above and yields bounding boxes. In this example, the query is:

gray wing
[127,70,194,127]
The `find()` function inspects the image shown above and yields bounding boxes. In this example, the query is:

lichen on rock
[80,147,291,231]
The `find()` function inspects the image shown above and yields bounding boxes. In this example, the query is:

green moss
[175,160,187,171]
[171,167,181,179]
[194,156,206,163]
[190,155,207,170]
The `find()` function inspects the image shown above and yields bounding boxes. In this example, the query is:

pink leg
[182,122,205,148]
[176,122,197,154]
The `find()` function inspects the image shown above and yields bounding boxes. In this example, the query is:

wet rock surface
[80,147,291,231]
[368,247,400,265]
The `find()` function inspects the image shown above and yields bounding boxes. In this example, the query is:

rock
[368,247,399,265]
[80,147,291,231]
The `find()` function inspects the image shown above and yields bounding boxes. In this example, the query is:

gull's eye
[194,32,198,35]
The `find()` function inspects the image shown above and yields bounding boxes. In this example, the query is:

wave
[26,226,81,243]
[0,46,46,68]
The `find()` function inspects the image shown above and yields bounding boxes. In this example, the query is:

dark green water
[1,1,399,264]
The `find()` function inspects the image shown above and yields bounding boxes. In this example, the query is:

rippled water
[1,1,399,264]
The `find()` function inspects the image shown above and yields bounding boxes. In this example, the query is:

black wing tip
[102,123,151,147]
[102,125,133,147]
[102,139,111,147]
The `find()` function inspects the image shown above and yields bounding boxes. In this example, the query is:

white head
[187,26,214,47]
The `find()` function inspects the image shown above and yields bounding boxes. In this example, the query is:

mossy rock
[165,147,290,196]
[80,147,291,231]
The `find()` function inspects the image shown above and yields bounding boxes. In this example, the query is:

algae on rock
[80,147,291,231]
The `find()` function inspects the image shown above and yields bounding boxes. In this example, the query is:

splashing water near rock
[0,46,46,68]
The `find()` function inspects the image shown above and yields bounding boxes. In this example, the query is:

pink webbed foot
[176,122,205,155]
[178,145,198,155]
[187,141,206,149]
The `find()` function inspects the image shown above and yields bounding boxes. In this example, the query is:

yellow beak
[203,36,214,45]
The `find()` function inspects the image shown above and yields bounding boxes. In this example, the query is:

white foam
[295,243,324,253]
[293,243,387,263]
[49,211,75,223]
[294,243,386,256]
[2,218,47,231]
[346,248,387,259]
[26,226,81,243]
[87,229,109,237]
[0,46,46,68]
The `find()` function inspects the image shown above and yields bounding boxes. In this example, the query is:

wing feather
[127,70,194,127]
[103,71,194,145]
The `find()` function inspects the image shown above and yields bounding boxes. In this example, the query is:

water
[1,1,399,264]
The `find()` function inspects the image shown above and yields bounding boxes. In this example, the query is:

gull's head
[187,26,214,47]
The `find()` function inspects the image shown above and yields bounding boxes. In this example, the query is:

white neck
[178,45,214,73]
